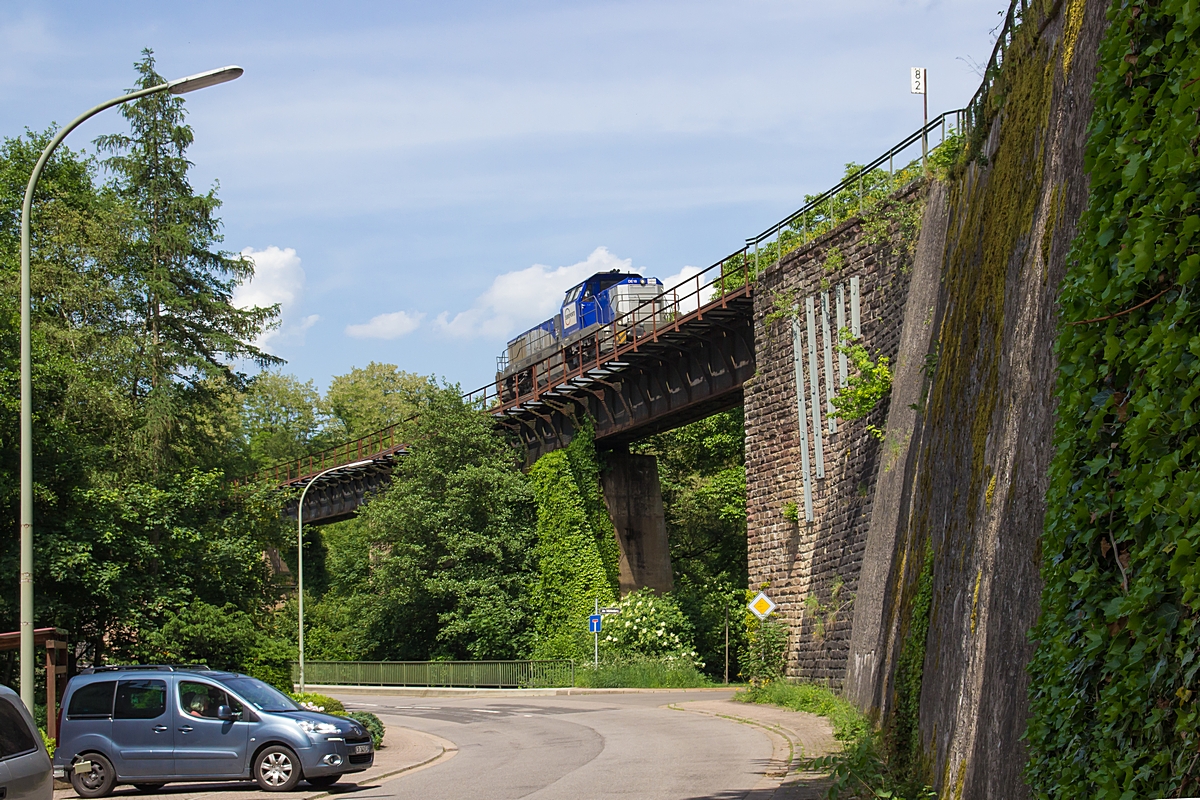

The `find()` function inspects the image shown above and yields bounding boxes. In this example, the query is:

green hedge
[1027,1,1200,797]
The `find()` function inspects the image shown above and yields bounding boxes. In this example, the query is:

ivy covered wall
[1026,1,1200,796]
[528,421,619,659]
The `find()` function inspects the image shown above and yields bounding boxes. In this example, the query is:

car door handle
[178,725,194,733]
[1,786,8,799]
[153,725,169,733]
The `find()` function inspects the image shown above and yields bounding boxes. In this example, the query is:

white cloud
[436,246,640,339]
[345,310,425,340]
[234,246,319,348]
[657,265,705,315]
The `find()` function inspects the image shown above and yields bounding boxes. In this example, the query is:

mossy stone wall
[875,1,1110,797]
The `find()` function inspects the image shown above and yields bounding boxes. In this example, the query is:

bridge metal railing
[253,424,410,485]
[292,659,576,689]
[254,0,1027,487]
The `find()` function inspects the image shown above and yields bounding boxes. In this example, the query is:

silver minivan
[54,666,373,797]
[0,683,53,800]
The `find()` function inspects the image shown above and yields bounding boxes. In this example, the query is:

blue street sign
[588,614,602,633]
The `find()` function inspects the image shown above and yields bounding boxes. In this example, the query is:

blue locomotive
[497,270,667,401]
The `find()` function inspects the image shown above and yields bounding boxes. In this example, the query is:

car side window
[178,681,242,720]
[115,680,166,720]
[0,697,38,760]
[67,681,116,719]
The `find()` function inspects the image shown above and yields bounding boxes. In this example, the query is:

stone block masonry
[745,181,927,685]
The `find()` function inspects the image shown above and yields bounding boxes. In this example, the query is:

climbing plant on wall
[1027,1,1200,797]
[528,422,618,660]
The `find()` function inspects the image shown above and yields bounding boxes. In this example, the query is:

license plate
[353,745,370,755]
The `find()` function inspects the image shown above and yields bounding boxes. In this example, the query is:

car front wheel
[254,745,303,792]
[70,753,117,798]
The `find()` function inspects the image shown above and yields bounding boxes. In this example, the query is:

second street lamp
[296,460,373,693]
[16,64,243,712]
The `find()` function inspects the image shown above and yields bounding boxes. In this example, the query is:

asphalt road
[331,691,780,800]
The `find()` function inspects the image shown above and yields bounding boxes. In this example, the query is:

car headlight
[296,720,342,735]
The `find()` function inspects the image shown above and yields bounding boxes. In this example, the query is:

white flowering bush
[601,588,702,668]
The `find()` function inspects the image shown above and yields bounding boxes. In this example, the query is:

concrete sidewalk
[671,698,839,799]
[52,725,455,800]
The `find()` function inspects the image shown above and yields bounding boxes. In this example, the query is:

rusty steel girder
[281,458,397,525]
[495,294,754,462]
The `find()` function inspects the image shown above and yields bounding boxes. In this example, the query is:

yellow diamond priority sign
[749,591,776,621]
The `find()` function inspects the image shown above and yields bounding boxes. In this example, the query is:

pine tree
[96,49,281,470]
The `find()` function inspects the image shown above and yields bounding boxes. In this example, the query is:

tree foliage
[0,51,285,683]
[325,387,538,660]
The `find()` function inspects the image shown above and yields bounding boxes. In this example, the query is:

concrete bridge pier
[601,452,674,595]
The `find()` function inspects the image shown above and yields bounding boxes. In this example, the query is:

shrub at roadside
[575,656,711,689]
[289,692,344,713]
[600,588,702,668]
[342,711,385,749]
[739,610,788,685]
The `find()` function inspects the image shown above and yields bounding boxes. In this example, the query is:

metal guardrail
[963,0,1028,143]
[254,0,1027,488]
[253,426,409,485]
[461,251,753,412]
[292,659,576,688]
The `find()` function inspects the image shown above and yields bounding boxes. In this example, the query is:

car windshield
[220,677,299,712]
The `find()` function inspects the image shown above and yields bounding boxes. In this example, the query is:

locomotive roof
[563,270,660,294]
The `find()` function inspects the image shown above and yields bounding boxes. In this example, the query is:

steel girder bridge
[258,107,973,525]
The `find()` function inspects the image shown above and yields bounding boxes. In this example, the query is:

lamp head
[168,66,243,95]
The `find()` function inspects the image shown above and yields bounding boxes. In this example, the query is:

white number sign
[910,67,927,95]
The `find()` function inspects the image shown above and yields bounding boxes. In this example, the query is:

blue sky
[2,1,1001,393]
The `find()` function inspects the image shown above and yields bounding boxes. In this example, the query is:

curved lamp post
[296,460,372,693]
[17,65,243,711]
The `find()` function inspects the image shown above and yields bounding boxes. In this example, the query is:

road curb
[320,685,736,698]
[307,729,458,799]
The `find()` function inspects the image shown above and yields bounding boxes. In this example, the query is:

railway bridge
[260,107,968,593]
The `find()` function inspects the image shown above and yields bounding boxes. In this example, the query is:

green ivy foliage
[831,330,893,438]
[528,443,617,660]
[1027,1,1200,797]
[563,418,622,597]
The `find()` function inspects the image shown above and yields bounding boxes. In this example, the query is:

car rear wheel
[132,784,166,793]
[307,775,341,788]
[254,745,303,792]
[70,753,117,799]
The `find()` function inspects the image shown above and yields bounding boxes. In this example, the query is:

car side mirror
[217,705,234,721]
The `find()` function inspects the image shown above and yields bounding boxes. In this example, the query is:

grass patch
[736,681,935,800]
[735,681,869,744]
[574,658,712,688]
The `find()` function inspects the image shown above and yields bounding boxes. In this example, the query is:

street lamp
[296,460,373,693]
[17,65,243,712]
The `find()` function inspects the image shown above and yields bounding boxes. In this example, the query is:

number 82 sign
[911,67,927,95]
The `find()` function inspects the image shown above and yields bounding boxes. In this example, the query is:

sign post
[588,598,602,667]
[911,67,928,168]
